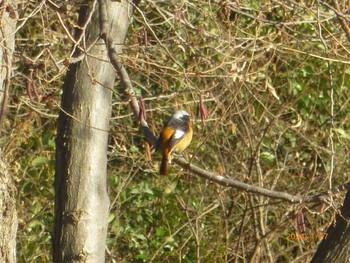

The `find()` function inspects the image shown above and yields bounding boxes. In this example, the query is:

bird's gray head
[172,110,189,120]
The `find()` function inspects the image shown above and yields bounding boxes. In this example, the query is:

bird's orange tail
[160,153,169,175]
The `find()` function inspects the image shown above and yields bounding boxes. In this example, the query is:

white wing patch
[174,129,185,139]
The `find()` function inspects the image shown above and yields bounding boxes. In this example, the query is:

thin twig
[318,5,335,203]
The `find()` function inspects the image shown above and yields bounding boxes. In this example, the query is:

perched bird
[156,110,193,175]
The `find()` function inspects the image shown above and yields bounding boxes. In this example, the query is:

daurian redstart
[156,110,193,175]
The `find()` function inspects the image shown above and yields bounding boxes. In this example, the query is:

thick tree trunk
[0,0,15,130]
[310,190,350,262]
[53,1,132,262]
[0,1,18,262]
[0,151,17,263]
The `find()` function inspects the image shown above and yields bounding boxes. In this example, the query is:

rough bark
[0,0,16,134]
[0,151,17,263]
[53,1,132,262]
[310,190,350,262]
[0,1,18,262]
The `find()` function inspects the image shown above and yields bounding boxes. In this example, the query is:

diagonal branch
[332,0,350,43]
[98,0,157,144]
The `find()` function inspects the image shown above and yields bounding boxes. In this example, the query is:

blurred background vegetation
[4,0,350,262]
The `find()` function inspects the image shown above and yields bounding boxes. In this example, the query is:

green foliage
[15,120,56,262]
[114,1,350,261]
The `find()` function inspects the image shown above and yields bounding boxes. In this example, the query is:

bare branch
[332,0,350,42]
